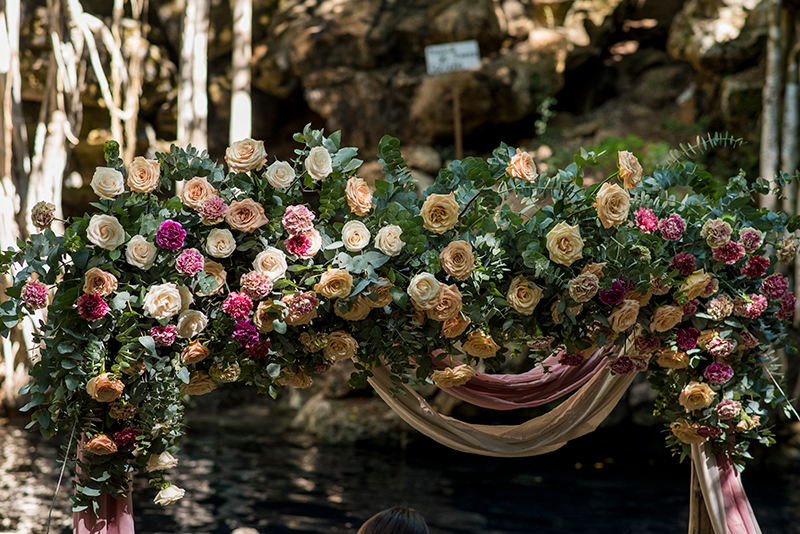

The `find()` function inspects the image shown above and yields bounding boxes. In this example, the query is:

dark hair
[357,507,429,534]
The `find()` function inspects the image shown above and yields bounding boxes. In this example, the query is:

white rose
[176,310,209,339]
[145,451,178,472]
[143,283,182,319]
[90,167,125,199]
[305,146,333,181]
[127,157,160,193]
[126,235,157,270]
[253,247,288,281]
[265,160,296,189]
[178,285,193,313]
[342,220,370,252]
[153,484,185,506]
[374,225,405,257]
[225,138,267,173]
[87,214,126,250]
[205,229,236,258]
[408,272,442,310]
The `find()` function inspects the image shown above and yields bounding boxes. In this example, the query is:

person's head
[357,507,429,534]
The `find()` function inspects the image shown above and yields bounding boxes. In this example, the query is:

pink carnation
[675,327,699,351]
[777,292,796,321]
[198,195,227,224]
[712,241,745,264]
[290,292,319,316]
[31,201,56,232]
[240,271,273,300]
[740,255,770,279]
[739,228,763,253]
[739,331,758,350]
[634,208,659,234]
[669,252,696,277]
[778,237,798,264]
[700,278,719,298]
[558,352,584,366]
[77,293,110,321]
[150,324,177,347]
[706,294,733,321]
[609,357,635,375]
[658,214,685,241]
[682,299,699,316]
[529,336,555,349]
[696,426,723,438]
[707,336,735,358]
[113,428,141,448]
[635,335,660,352]
[701,219,732,248]
[716,399,741,420]
[176,248,204,276]
[733,294,767,319]
[222,292,253,320]
[281,205,315,236]
[704,362,733,384]
[22,280,49,310]
[761,273,788,299]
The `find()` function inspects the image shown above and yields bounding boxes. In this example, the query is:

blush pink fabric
[716,452,762,534]
[74,438,135,534]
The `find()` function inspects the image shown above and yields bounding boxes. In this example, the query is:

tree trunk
[760,0,783,210]
[786,21,800,327]
[178,0,209,151]
[229,0,251,143]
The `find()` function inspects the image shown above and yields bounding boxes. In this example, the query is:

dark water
[2,412,799,534]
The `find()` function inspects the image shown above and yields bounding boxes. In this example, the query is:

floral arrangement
[1,125,798,513]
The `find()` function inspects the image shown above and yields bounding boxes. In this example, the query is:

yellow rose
[679,270,712,301]
[655,348,690,369]
[197,258,227,296]
[426,284,463,322]
[305,146,333,181]
[651,305,684,332]
[545,221,584,266]
[407,272,443,310]
[225,138,267,173]
[441,316,471,338]
[431,364,476,387]
[90,167,125,199]
[618,150,643,191]
[507,276,543,315]
[463,330,500,359]
[87,214,126,250]
[225,199,268,233]
[678,381,716,412]
[440,241,475,281]
[253,247,287,281]
[608,299,640,333]
[507,148,538,182]
[205,228,236,258]
[342,220,371,252]
[265,160,295,189]
[83,267,118,297]
[333,296,371,321]
[181,176,217,209]
[322,330,359,362]
[315,269,353,298]
[180,371,217,396]
[127,156,160,193]
[374,225,405,256]
[594,182,630,229]
[670,419,707,444]
[345,176,373,216]
[420,192,459,234]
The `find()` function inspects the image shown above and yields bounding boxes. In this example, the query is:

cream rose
[651,305,684,332]
[440,241,474,281]
[225,138,267,173]
[225,199,268,233]
[87,214,126,250]
[83,268,118,296]
[680,270,712,301]
[181,176,217,209]
[198,258,227,296]
[180,371,217,396]
[143,283,182,319]
[314,269,353,298]
[179,285,193,312]
[431,364,476,387]
[507,276,543,315]
[154,485,185,506]
[181,340,211,364]
[90,167,125,199]
[608,299,640,333]
[670,420,707,444]
[254,301,275,333]
[145,451,178,472]
[407,272,443,310]
[265,160,296,189]
[594,182,630,229]
[374,225,405,257]
[305,146,333,180]
[507,148,538,182]
[545,221,584,266]
[126,235,157,270]
[420,192,459,234]
[346,176,373,216]
[86,372,124,402]
[655,348,690,369]
[341,220,371,252]
[463,331,500,359]
[679,381,716,412]
[205,229,236,258]
[441,316,471,338]
[253,247,288,281]
[176,310,209,339]
[618,150,643,191]
[127,157,160,193]
[333,297,371,321]
[426,284,463,322]
[322,330,359,362]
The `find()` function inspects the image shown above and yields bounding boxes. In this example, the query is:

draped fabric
[74,438,135,534]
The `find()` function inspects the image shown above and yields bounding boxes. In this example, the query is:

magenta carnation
[658,214,685,241]
[529,336,555,349]
[286,233,313,257]
[21,280,49,310]
[669,252,696,277]
[712,241,745,264]
[704,362,734,384]
[150,324,177,347]
[156,220,186,250]
[733,294,767,319]
[682,299,699,316]
[598,280,626,306]
[649,275,671,295]
[113,428,141,448]
[740,255,770,279]
[634,208,659,234]
[240,271,273,300]
[198,195,227,224]
[696,426,724,438]
[77,293,110,321]
[246,338,272,359]
[675,327,699,351]
[761,273,789,299]
[739,331,759,350]
[716,399,741,420]
[232,320,259,347]
[176,248,204,276]
[635,335,661,352]
[281,205,315,236]
[559,352,584,366]
[777,292,796,321]
[609,357,636,375]
[222,292,253,320]
[739,227,763,253]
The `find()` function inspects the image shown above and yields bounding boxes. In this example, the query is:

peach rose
[365,278,393,308]
[315,269,353,298]
[205,228,237,258]
[545,221,584,266]
[426,284,463,322]
[581,263,606,278]
[420,192,459,234]
[90,167,125,199]
[253,247,287,281]
[127,157,160,193]
[322,330,359,362]
[225,138,267,173]
[408,272,443,310]
[342,220,371,252]
[181,176,217,209]
[618,150,643,191]
[679,270,712,301]
[181,340,211,365]
[656,348,690,369]
[346,176,373,216]
[126,235,157,270]
[431,364,476,387]
[651,305,684,332]
[441,316,471,338]
[440,241,474,281]
[278,368,314,388]
[265,160,296,189]
[176,310,208,339]
[594,182,630,229]
[374,225,405,256]
[180,371,217,396]
[225,199,268,233]
[254,301,276,333]
[608,299,640,333]
[153,485,185,506]
[679,381,716,412]
[87,214,126,250]
[334,296,371,321]
[670,420,707,444]
[197,258,227,296]
[507,148,538,182]
[86,372,124,402]
[143,283,182,319]
[463,330,500,359]
[305,146,333,181]
[507,276,543,315]
[84,434,118,455]
[83,267,118,296]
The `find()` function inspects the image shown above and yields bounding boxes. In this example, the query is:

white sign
[424,40,481,75]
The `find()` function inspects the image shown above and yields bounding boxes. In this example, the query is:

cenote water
[2,404,799,534]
